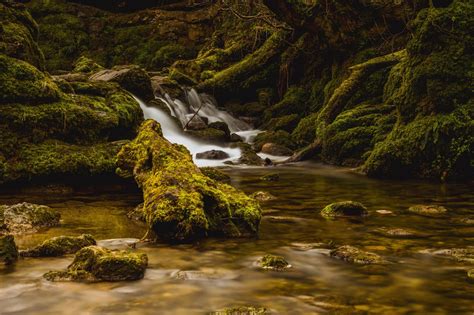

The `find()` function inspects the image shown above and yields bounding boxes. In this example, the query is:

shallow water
[1,162,473,314]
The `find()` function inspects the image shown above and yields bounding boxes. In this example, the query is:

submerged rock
[116,120,261,242]
[0,203,60,235]
[199,167,231,183]
[373,227,430,239]
[330,245,387,265]
[44,246,148,282]
[260,143,293,156]
[251,191,276,202]
[260,173,280,181]
[257,254,292,271]
[407,205,447,217]
[420,248,474,263]
[211,306,268,315]
[321,201,368,218]
[196,150,230,160]
[21,234,96,257]
[468,269,474,280]
[0,235,18,265]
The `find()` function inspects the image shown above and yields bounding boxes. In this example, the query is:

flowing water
[137,90,265,167]
[1,163,473,314]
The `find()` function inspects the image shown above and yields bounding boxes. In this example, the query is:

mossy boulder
[21,234,96,257]
[321,201,368,218]
[260,143,293,156]
[186,127,228,142]
[116,120,261,242]
[199,167,231,183]
[0,202,60,234]
[237,143,264,166]
[250,191,276,202]
[330,245,387,265]
[44,245,148,282]
[257,254,291,271]
[407,204,447,217]
[90,65,154,100]
[254,130,296,152]
[0,1,45,69]
[0,54,60,104]
[0,235,18,265]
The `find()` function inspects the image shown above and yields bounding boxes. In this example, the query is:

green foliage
[73,56,104,74]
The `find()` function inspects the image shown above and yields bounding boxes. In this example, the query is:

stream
[0,92,473,314]
[0,164,473,314]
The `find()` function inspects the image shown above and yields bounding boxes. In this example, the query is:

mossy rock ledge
[0,202,60,234]
[0,235,19,265]
[321,201,368,218]
[116,120,261,242]
[21,234,96,257]
[44,245,148,282]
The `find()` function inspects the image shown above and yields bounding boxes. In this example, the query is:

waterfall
[135,96,242,167]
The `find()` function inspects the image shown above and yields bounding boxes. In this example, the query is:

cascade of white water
[134,96,242,167]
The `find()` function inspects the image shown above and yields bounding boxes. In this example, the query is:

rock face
[89,65,154,100]
[260,143,293,156]
[321,201,368,218]
[257,254,291,271]
[330,245,386,265]
[0,203,60,235]
[196,150,230,160]
[0,235,18,265]
[21,234,96,257]
[44,246,148,282]
[407,205,447,217]
[116,120,261,242]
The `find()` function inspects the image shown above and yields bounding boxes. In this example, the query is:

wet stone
[373,227,430,239]
[260,173,280,181]
[251,191,276,202]
[321,201,368,219]
[407,204,447,217]
[330,245,387,265]
[196,150,230,160]
[257,254,292,271]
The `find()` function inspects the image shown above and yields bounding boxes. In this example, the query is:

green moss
[0,2,45,69]
[73,56,104,74]
[152,44,195,70]
[254,130,296,151]
[258,254,291,270]
[0,235,18,265]
[199,167,231,183]
[237,143,263,166]
[21,234,96,257]
[0,54,60,104]
[321,201,368,218]
[263,86,308,122]
[116,120,261,242]
[291,112,318,146]
[44,245,148,282]
[263,114,300,133]
[186,128,228,142]
[330,245,387,265]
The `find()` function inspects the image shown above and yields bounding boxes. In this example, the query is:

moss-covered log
[116,120,261,242]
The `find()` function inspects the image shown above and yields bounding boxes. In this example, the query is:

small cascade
[135,96,242,167]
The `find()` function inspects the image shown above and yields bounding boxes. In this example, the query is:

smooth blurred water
[1,163,473,314]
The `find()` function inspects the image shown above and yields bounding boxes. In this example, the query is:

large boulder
[90,65,154,100]
[0,235,18,265]
[0,202,60,234]
[21,234,96,257]
[116,120,261,242]
[44,245,148,282]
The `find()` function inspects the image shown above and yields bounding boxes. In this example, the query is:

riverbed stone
[260,173,280,181]
[44,245,148,282]
[20,234,96,257]
[0,202,60,235]
[199,167,231,183]
[0,235,18,265]
[196,150,230,160]
[251,191,276,202]
[373,227,429,239]
[321,201,368,218]
[330,245,387,265]
[237,143,264,166]
[420,248,474,263]
[407,205,447,217]
[211,306,267,315]
[257,254,291,271]
[260,143,293,156]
